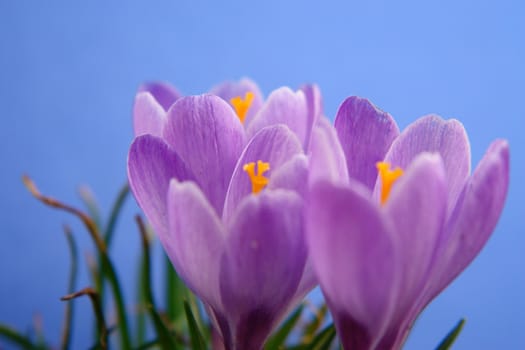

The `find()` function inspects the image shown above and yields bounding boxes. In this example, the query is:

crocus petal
[308,117,349,186]
[133,92,167,137]
[426,139,510,301]
[377,153,447,348]
[269,154,317,301]
[334,96,399,190]
[307,181,398,349]
[166,180,226,309]
[138,81,182,111]
[163,95,246,215]
[391,140,510,350]
[220,189,306,349]
[222,125,303,222]
[247,87,309,148]
[268,154,309,198]
[291,258,316,307]
[383,115,471,216]
[299,84,323,149]
[127,135,194,237]
[210,78,264,126]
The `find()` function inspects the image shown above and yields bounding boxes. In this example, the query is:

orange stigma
[230,91,254,123]
[243,160,270,194]
[376,162,404,205]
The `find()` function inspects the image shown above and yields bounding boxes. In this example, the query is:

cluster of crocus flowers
[128,79,331,349]
[128,79,509,350]
[308,97,509,349]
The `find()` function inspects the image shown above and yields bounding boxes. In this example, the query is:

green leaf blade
[184,301,207,350]
[0,324,45,350]
[435,318,466,350]
[265,304,304,349]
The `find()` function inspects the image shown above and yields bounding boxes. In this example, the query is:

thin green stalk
[189,295,210,343]
[78,186,103,230]
[165,255,194,330]
[62,288,108,349]
[60,225,79,350]
[309,324,336,350]
[302,303,328,342]
[23,176,132,349]
[94,183,129,334]
[436,319,466,350]
[136,215,178,349]
[265,304,304,349]
[78,220,131,349]
[184,301,207,350]
[165,256,178,322]
[288,324,336,350]
[103,183,129,245]
[136,339,161,350]
[0,324,42,349]
[136,242,148,345]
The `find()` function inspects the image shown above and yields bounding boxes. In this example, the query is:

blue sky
[1,1,523,348]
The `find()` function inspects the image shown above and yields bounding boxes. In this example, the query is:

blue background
[1,1,523,348]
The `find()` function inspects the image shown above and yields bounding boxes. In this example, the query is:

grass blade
[184,301,207,350]
[60,225,79,350]
[78,186,102,230]
[94,183,129,335]
[288,324,336,350]
[103,183,129,245]
[265,304,304,349]
[307,324,336,350]
[301,303,328,343]
[136,215,178,349]
[165,255,197,332]
[435,318,466,350]
[0,324,43,349]
[62,288,108,349]
[136,246,148,345]
[23,176,132,349]
[165,258,178,322]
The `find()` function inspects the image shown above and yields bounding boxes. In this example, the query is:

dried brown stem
[61,287,108,349]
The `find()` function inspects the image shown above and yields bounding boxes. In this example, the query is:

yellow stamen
[230,91,254,123]
[243,160,270,194]
[376,162,404,205]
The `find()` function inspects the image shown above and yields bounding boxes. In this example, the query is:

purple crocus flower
[133,78,326,151]
[128,81,330,348]
[133,81,183,137]
[306,97,510,349]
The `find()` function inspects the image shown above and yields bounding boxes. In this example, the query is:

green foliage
[184,301,207,350]
[136,215,178,349]
[0,325,47,350]
[435,319,466,350]
[0,177,468,349]
[286,323,336,350]
[61,225,78,350]
[266,304,305,349]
